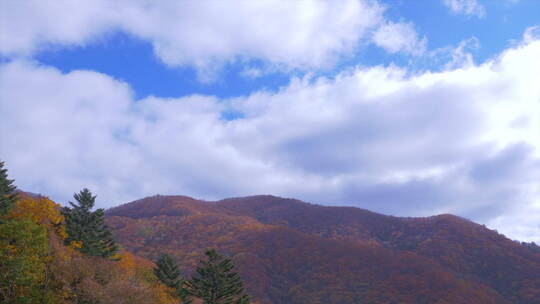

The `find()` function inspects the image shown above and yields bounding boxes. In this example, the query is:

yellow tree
[0,218,48,303]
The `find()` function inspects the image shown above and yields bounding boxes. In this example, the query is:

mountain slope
[214,196,540,302]
[106,195,540,303]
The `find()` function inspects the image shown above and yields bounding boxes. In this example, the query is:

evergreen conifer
[154,253,183,289]
[62,188,119,259]
[0,161,18,217]
[186,249,250,304]
[154,253,192,303]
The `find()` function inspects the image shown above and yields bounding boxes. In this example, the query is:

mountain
[106,195,540,304]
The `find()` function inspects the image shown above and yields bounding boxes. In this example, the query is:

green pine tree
[154,253,192,303]
[185,249,250,304]
[62,188,119,259]
[154,253,183,289]
[0,161,18,217]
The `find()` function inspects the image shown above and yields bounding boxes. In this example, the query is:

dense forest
[0,162,249,304]
[2,161,540,303]
[107,195,540,303]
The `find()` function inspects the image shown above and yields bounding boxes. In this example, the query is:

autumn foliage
[107,194,540,304]
[1,193,178,304]
[2,189,539,303]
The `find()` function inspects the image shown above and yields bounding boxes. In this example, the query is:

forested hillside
[1,162,250,304]
[107,195,540,303]
[0,192,183,303]
[2,161,539,303]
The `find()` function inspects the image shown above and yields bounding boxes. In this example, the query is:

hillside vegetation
[3,161,539,303]
[1,193,179,303]
[107,195,540,303]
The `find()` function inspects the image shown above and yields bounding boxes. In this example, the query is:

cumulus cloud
[0,0,117,56]
[372,22,427,55]
[443,0,486,18]
[0,0,386,74]
[1,31,539,241]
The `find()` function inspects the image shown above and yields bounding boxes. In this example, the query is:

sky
[0,0,539,242]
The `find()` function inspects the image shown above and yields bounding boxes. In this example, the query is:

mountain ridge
[105,194,540,303]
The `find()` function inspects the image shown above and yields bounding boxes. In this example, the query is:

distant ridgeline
[106,194,540,304]
[1,159,540,303]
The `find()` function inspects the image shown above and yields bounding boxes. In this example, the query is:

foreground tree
[155,253,184,289]
[154,253,191,303]
[62,188,119,259]
[0,218,48,303]
[186,249,250,304]
[0,161,18,217]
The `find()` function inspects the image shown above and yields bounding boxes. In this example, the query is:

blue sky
[0,0,539,242]
[35,32,293,100]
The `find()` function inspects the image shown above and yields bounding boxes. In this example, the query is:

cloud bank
[1,31,539,241]
[0,0,431,78]
[0,1,379,69]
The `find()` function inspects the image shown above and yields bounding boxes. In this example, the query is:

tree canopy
[0,161,18,217]
[154,253,184,290]
[62,188,119,259]
[186,249,250,304]
[154,253,192,303]
[0,218,49,303]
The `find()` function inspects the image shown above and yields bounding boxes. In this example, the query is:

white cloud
[1,33,539,241]
[240,67,264,79]
[372,22,427,55]
[0,0,385,74]
[415,37,481,72]
[443,0,486,18]
[444,37,480,69]
[523,25,540,43]
[0,0,117,56]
